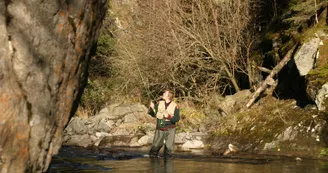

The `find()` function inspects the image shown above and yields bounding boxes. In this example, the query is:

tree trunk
[314,0,318,24]
[0,0,107,172]
[246,44,298,108]
[273,0,277,17]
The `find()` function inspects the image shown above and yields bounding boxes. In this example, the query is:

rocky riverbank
[63,102,208,151]
[63,88,328,158]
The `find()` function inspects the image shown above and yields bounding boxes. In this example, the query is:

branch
[246,44,298,108]
[257,66,271,73]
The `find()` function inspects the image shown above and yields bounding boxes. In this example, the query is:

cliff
[0,0,107,172]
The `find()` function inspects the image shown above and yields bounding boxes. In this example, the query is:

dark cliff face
[0,0,107,172]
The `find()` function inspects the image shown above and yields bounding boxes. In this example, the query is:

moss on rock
[210,96,325,155]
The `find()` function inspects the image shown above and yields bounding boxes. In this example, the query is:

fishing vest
[156,100,177,120]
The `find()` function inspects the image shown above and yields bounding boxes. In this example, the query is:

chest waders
[150,101,177,158]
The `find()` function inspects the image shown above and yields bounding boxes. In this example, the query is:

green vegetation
[81,79,112,112]
[259,0,327,62]
[308,64,328,89]
[176,102,206,133]
[307,33,328,88]
[320,148,328,156]
[282,0,327,26]
[79,3,120,113]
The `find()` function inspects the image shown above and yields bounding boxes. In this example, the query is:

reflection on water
[151,158,174,173]
[47,146,328,173]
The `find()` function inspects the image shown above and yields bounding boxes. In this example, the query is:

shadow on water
[47,146,328,173]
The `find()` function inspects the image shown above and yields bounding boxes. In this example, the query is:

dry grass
[176,100,207,133]
[75,106,92,119]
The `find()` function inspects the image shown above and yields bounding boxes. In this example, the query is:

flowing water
[48,146,328,173]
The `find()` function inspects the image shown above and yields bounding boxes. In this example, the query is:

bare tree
[112,0,260,101]
[168,0,258,93]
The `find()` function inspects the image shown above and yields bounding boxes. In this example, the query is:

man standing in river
[148,89,180,158]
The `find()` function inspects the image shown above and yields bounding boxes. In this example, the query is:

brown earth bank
[0,0,107,172]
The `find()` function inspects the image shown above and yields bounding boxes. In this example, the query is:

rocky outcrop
[63,103,210,151]
[0,1,107,172]
[262,117,328,154]
[63,103,155,148]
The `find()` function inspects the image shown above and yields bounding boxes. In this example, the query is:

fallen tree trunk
[246,44,298,108]
[0,1,107,172]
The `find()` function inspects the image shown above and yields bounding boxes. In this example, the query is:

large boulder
[181,140,204,150]
[0,1,108,172]
[294,37,321,76]
[219,90,251,115]
[177,132,209,150]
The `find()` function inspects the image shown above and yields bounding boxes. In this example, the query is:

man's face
[162,91,169,100]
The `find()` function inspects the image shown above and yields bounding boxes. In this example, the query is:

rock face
[0,1,107,172]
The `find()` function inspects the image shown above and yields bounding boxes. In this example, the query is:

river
[47,146,328,173]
